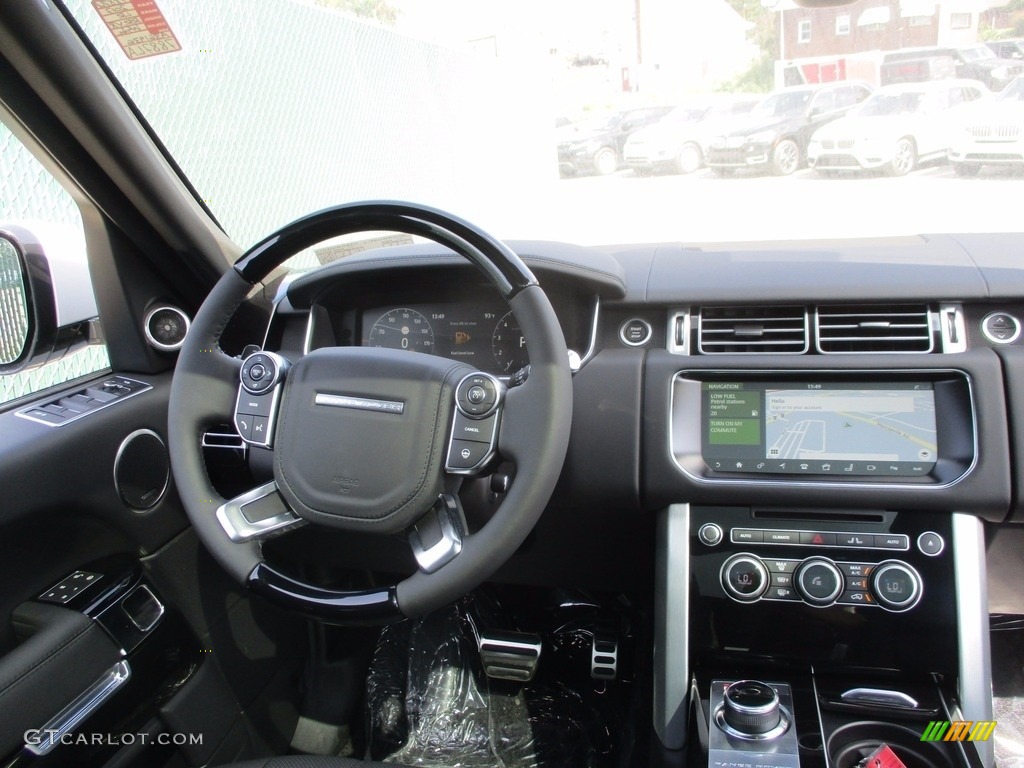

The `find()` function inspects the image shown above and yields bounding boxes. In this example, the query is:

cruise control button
[447,439,491,470]
[467,386,487,404]
[452,412,496,444]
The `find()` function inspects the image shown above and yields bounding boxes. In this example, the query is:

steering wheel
[167,202,572,623]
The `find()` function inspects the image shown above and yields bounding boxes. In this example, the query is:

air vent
[698,306,809,354]
[815,305,934,354]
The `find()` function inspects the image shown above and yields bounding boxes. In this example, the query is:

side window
[0,123,109,407]
[810,90,837,114]
[834,87,860,109]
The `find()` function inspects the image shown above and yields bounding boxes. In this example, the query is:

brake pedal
[591,634,618,680]
[479,630,542,682]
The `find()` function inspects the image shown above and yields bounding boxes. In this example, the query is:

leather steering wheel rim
[167,201,573,623]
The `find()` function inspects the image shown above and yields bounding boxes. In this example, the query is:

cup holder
[828,722,957,768]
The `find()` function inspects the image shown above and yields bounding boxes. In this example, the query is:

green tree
[719,0,779,93]
[315,0,400,26]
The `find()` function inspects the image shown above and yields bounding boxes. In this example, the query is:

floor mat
[992,616,1024,766]
[365,591,637,767]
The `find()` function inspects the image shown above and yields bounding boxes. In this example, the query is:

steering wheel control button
[871,561,922,612]
[241,351,288,394]
[795,558,843,606]
[982,311,1022,344]
[721,554,768,602]
[917,531,945,557]
[452,412,497,444]
[235,415,254,441]
[447,439,491,471]
[455,373,503,418]
[237,393,274,418]
[698,523,724,547]
[619,318,653,347]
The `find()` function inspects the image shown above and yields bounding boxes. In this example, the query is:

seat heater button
[447,439,490,470]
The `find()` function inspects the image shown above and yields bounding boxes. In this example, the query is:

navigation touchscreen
[701,382,937,477]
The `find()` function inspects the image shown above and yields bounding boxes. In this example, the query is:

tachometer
[491,311,528,372]
[369,308,435,353]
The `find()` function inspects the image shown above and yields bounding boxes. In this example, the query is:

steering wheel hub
[273,347,473,533]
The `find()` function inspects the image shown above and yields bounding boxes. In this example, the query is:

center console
[655,506,990,768]
[650,364,994,768]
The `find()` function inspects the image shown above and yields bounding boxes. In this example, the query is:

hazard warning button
[799,531,837,546]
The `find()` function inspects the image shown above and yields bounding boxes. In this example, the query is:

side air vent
[698,306,809,354]
[815,305,934,354]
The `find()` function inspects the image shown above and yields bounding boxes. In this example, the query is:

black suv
[705,82,873,176]
[557,106,672,177]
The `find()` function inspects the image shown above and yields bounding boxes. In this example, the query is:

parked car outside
[556,106,673,177]
[623,95,760,175]
[986,39,1024,60]
[705,82,873,176]
[948,74,1024,176]
[881,45,1024,91]
[808,80,988,176]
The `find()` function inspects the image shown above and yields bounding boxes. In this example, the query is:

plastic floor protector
[365,591,634,767]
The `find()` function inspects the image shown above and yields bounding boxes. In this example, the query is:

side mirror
[0,225,98,374]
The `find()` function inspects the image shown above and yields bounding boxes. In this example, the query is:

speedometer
[491,311,528,372]
[369,308,435,353]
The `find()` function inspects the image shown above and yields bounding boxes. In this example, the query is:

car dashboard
[251,232,1024,768]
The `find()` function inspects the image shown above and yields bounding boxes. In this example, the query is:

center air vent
[815,305,934,354]
[698,306,809,354]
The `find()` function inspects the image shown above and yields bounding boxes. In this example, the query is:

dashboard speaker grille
[816,304,934,354]
[698,306,809,354]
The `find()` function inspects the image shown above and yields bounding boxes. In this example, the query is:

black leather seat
[225,758,409,768]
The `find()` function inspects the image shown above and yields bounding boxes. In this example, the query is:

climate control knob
[795,557,843,607]
[721,554,768,602]
[870,561,922,612]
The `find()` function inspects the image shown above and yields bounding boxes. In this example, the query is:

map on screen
[764,388,937,463]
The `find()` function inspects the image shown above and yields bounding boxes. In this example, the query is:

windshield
[56,0,1024,246]
[749,91,813,120]
[959,45,995,62]
[854,91,925,117]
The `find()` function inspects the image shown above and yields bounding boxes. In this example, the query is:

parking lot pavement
[503,164,1024,245]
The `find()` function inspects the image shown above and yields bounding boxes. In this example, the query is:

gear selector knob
[722,680,781,735]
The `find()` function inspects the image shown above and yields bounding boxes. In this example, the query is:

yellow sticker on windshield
[92,0,182,61]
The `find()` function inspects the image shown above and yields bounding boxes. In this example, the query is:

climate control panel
[720,552,922,612]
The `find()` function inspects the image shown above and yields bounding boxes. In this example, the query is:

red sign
[92,0,182,61]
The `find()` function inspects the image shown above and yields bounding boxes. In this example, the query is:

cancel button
[452,412,497,444]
